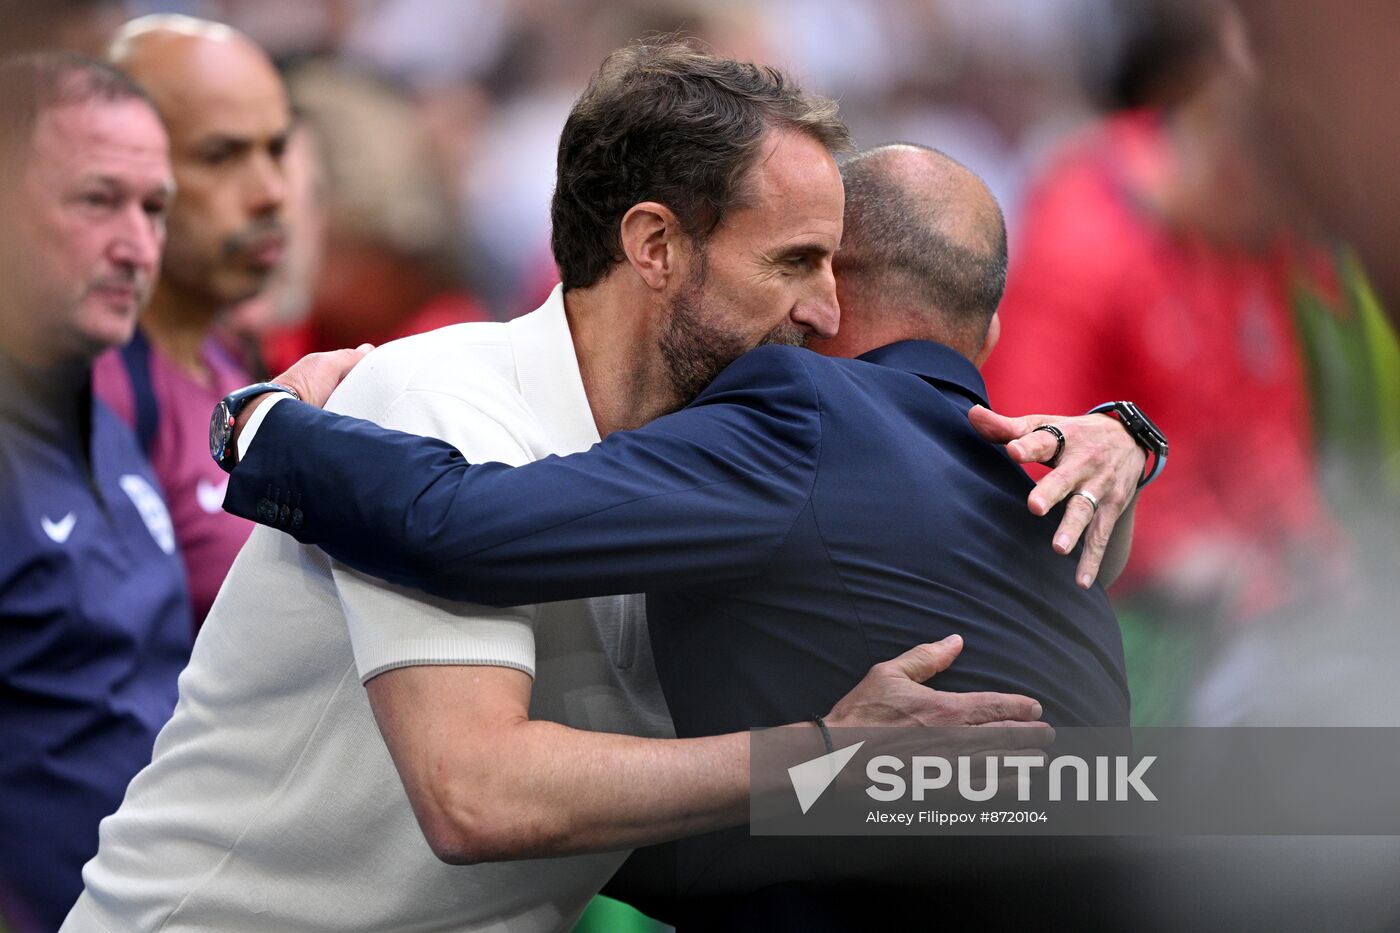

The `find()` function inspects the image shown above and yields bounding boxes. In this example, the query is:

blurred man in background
[258,62,490,375]
[223,121,327,378]
[1237,0,1400,323]
[0,52,190,930]
[982,0,1356,723]
[91,15,292,626]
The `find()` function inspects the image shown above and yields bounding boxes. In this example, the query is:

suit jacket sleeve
[226,345,823,606]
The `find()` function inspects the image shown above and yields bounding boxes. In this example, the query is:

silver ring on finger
[1031,424,1066,468]
[1069,489,1100,514]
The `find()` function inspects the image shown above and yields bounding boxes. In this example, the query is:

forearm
[373,635,1041,864]
[1097,497,1137,588]
[368,664,819,864]
[415,722,757,863]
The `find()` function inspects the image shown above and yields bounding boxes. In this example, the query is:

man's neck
[562,281,674,438]
[814,313,977,365]
[140,282,222,383]
[0,303,94,399]
[0,335,94,449]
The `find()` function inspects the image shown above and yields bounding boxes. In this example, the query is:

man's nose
[247,151,288,217]
[109,206,163,271]
[791,278,840,339]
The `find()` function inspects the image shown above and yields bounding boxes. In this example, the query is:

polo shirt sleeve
[232,345,823,608]
[328,389,543,684]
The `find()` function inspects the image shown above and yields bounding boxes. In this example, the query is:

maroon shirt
[93,333,253,628]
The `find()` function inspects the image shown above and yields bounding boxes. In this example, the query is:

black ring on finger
[1031,424,1066,468]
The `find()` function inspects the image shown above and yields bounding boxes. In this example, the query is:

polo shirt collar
[857,339,989,408]
[507,284,602,454]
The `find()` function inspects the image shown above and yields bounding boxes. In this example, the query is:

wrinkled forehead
[720,129,844,244]
[28,99,172,192]
[740,128,841,196]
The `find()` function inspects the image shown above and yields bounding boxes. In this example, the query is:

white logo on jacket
[196,476,227,514]
[42,512,77,544]
[119,474,177,555]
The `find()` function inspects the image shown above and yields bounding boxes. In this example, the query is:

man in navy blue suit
[228,144,1135,731]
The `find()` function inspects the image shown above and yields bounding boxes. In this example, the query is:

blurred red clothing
[261,291,491,376]
[984,111,1345,622]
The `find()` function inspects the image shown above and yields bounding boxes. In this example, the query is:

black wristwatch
[1087,400,1168,488]
[210,382,300,474]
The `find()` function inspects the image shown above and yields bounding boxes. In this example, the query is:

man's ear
[973,311,1001,369]
[619,201,681,291]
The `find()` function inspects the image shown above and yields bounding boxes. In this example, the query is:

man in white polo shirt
[67,41,1134,932]
[73,285,689,932]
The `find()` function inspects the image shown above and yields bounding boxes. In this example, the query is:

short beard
[657,257,807,411]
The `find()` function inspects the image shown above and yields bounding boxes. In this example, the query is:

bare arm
[1094,497,1137,588]
[368,634,1047,864]
[367,665,747,863]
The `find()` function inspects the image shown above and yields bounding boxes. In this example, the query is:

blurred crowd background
[5,0,1338,329]
[2,0,1399,930]
[11,0,1389,716]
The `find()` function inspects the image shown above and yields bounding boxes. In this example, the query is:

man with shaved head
[92,15,290,625]
[818,144,1010,361]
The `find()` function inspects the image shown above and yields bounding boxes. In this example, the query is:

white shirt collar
[507,284,601,455]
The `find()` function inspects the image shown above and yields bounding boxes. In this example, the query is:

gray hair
[0,51,157,175]
[837,143,1008,349]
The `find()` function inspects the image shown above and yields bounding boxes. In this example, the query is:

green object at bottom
[1117,604,1212,727]
[570,896,668,933]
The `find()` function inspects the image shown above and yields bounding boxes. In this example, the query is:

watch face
[1122,402,1168,454]
[210,400,232,462]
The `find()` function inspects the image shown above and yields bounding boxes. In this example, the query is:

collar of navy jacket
[854,339,990,410]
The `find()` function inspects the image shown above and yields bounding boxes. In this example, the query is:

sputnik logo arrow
[788,740,865,815]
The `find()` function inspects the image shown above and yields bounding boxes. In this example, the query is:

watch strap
[1087,400,1167,488]
[212,382,300,473]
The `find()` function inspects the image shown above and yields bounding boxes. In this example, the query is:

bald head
[108,15,282,110]
[826,144,1007,360]
[107,15,291,308]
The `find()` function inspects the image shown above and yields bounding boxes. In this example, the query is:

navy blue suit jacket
[228,340,1128,731]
